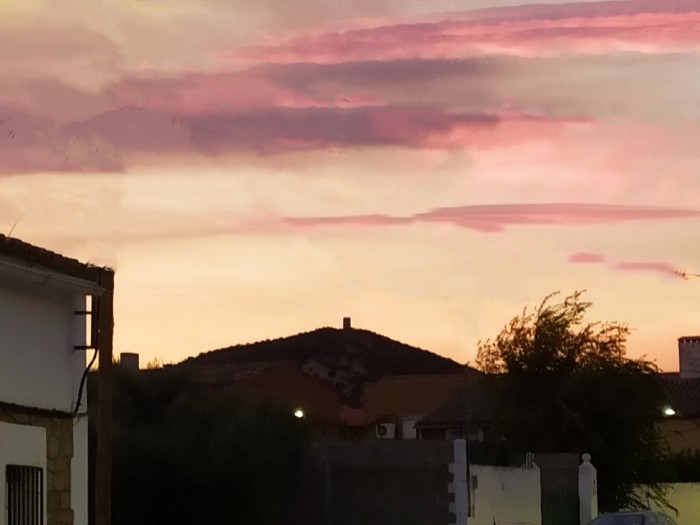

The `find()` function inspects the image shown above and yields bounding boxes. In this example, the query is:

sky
[1,0,700,372]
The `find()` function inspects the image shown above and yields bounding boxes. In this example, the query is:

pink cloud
[1,0,697,174]
[111,59,496,117]
[283,214,413,227]
[417,203,700,229]
[613,261,682,279]
[568,252,606,263]
[568,250,685,279]
[283,203,700,232]
[182,106,576,155]
[0,101,585,173]
[0,105,193,174]
[239,1,700,64]
[112,70,378,115]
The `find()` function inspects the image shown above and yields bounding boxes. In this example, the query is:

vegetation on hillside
[186,327,461,371]
[476,291,672,511]
[181,327,465,404]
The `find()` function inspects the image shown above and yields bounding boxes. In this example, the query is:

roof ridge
[0,234,110,283]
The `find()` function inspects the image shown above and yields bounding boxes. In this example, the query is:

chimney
[343,317,352,331]
[679,337,700,379]
[119,352,140,371]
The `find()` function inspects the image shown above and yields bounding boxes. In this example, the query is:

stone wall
[0,405,75,525]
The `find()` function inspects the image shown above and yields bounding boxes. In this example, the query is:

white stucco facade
[0,244,105,525]
[0,422,48,525]
[0,264,94,413]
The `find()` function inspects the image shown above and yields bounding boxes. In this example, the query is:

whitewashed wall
[648,483,700,525]
[0,275,89,413]
[0,422,48,525]
[470,463,542,525]
[0,263,96,525]
[72,417,89,525]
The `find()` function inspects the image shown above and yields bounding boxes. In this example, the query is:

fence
[288,440,603,525]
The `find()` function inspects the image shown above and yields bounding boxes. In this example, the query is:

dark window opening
[6,465,44,525]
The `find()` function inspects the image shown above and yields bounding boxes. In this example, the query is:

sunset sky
[2,0,700,371]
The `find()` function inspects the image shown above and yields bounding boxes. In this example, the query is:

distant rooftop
[416,374,500,429]
[661,373,700,418]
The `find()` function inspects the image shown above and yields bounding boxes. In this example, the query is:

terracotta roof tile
[416,374,499,428]
[0,234,106,283]
[661,373,700,418]
[363,373,468,421]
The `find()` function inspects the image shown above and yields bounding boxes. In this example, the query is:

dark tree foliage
[667,449,700,482]
[476,291,672,512]
[111,366,308,525]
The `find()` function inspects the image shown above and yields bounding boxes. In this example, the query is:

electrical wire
[73,347,98,416]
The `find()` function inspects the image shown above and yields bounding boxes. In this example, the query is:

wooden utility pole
[95,268,115,525]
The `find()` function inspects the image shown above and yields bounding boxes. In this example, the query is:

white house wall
[0,421,48,525]
[0,280,88,413]
[71,417,89,525]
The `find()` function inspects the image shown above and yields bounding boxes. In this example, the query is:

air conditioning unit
[375,423,396,439]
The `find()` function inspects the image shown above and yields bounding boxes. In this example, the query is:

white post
[579,453,598,525]
[449,438,468,525]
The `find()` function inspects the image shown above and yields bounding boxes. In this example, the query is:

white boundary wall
[470,463,542,525]
[647,483,700,525]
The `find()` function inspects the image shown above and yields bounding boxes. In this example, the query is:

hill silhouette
[180,326,466,403]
